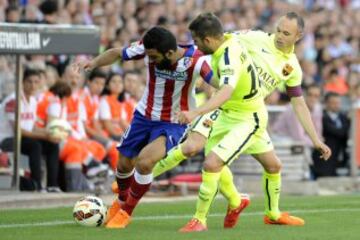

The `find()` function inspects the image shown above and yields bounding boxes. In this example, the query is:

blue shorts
[117,111,187,159]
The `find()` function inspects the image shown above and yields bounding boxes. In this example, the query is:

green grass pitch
[1,194,360,240]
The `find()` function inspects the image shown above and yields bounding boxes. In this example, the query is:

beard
[156,57,173,70]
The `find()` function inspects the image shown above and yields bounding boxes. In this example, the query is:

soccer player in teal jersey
[151,12,332,231]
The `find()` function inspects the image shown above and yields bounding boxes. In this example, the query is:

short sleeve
[218,46,242,88]
[4,98,15,122]
[193,55,213,83]
[285,65,303,87]
[122,41,146,61]
[285,62,303,97]
[99,97,111,120]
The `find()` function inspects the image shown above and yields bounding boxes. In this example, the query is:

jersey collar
[213,34,232,59]
[183,45,195,57]
[269,34,294,58]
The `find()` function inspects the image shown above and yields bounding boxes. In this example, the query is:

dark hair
[324,91,339,102]
[285,12,305,32]
[101,72,126,102]
[189,12,224,39]
[49,81,72,99]
[157,16,168,26]
[142,27,177,54]
[88,69,107,82]
[23,68,40,82]
[39,0,58,15]
[5,5,19,15]
[329,68,338,76]
[305,83,322,96]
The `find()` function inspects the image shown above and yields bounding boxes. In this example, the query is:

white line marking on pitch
[0,208,359,229]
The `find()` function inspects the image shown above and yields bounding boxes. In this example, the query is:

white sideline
[0,208,359,229]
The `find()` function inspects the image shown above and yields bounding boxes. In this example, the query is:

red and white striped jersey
[122,41,212,123]
[0,92,37,142]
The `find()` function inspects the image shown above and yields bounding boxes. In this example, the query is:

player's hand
[177,111,198,124]
[73,60,95,73]
[314,141,332,161]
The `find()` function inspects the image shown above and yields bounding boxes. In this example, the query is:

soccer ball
[46,119,71,140]
[73,196,107,227]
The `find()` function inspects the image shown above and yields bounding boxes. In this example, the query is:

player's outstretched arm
[290,96,332,160]
[82,48,123,72]
[197,78,216,98]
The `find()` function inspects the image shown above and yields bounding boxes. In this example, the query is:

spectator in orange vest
[324,68,349,95]
[82,70,120,170]
[99,72,135,141]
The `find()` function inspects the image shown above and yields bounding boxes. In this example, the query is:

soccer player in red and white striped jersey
[78,26,212,229]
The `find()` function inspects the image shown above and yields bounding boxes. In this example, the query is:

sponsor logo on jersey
[220,68,234,76]
[255,64,277,88]
[155,69,189,81]
[261,48,270,54]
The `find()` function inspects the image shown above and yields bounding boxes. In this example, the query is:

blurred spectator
[39,0,58,24]
[323,68,349,95]
[123,70,142,102]
[5,4,20,23]
[47,72,109,192]
[301,60,319,86]
[82,70,120,170]
[353,83,360,108]
[23,4,39,23]
[314,92,350,177]
[327,33,353,59]
[99,72,135,141]
[83,69,107,143]
[0,69,61,192]
[272,84,323,146]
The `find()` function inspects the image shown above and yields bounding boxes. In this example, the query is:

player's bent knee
[182,134,206,157]
[265,161,282,173]
[182,142,202,157]
[203,155,223,172]
[136,160,153,174]
[117,157,134,173]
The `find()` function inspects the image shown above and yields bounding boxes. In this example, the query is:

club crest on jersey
[182,57,193,69]
[202,119,213,128]
[130,41,142,47]
[282,64,293,76]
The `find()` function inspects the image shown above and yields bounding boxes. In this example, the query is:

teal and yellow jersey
[210,34,264,113]
[228,30,303,97]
